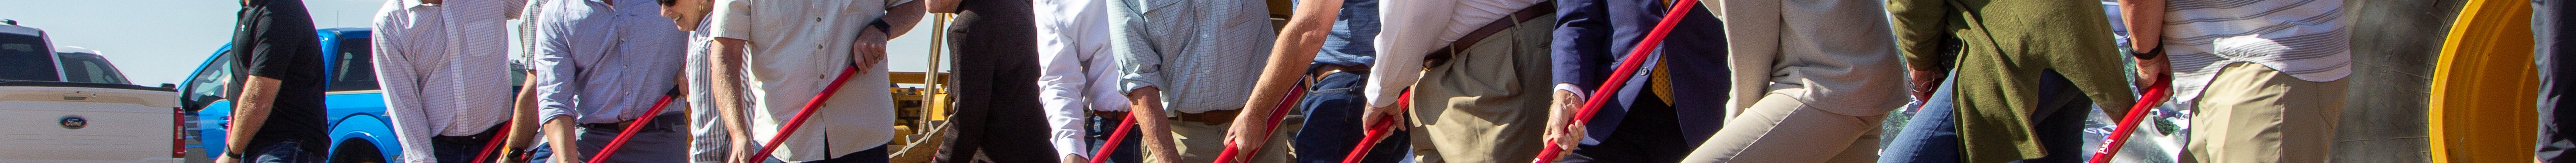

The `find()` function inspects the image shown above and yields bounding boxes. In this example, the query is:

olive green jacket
[1886,0,2138,162]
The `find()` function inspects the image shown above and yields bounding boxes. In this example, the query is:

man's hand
[728,139,756,163]
[1359,104,1407,132]
[1062,154,1087,163]
[1909,68,1946,101]
[2132,49,2170,88]
[1542,90,1584,160]
[1125,87,1182,163]
[853,27,889,73]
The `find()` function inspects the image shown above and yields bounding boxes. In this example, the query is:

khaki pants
[2183,63,2346,163]
[1403,14,1555,163]
[1163,119,1293,163]
[1680,88,1885,163]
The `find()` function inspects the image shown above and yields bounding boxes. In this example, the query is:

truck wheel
[330,140,387,163]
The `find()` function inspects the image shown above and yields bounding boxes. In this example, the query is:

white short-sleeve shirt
[707,0,913,161]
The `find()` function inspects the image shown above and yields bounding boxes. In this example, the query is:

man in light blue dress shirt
[521,0,693,162]
[1104,0,1280,162]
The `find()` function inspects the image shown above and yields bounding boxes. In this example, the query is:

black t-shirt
[232,0,330,154]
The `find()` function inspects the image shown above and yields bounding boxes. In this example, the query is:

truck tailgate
[0,84,179,163]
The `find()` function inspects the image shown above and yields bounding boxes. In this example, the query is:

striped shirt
[2161,0,2351,103]
[683,22,734,163]
[1109,0,1275,113]
[367,0,522,163]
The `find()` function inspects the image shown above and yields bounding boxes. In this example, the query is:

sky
[0,0,949,86]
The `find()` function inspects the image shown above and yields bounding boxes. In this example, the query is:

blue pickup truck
[182,27,435,163]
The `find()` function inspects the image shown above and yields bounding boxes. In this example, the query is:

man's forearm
[922,0,962,14]
[1127,88,1181,163]
[1223,0,1344,153]
[501,74,543,160]
[881,0,927,38]
[225,76,287,151]
[709,38,756,153]
[2119,0,2165,52]
[541,117,581,163]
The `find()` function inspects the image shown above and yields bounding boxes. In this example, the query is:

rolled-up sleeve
[529,16,583,124]
[1107,0,1164,95]
[707,0,754,41]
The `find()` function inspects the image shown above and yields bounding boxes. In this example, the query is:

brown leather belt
[1174,109,1243,125]
[1312,64,1368,81]
[1423,1,1557,63]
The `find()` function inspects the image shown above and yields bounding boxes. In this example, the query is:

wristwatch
[866,20,892,34]
[2133,46,2164,59]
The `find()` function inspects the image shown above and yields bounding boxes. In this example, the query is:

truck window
[182,50,240,111]
[56,52,130,84]
[0,34,58,82]
[328,39,380,91]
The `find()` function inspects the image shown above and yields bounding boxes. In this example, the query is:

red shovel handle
[1212,82,1309,163]
[470,121,512,163]
[747,64,864,162]
[1086,111,1141,163]
[2087,80,2172,163]
[1341,92,1410,163]
[587,87,684,163]
[1534,0,1697,162]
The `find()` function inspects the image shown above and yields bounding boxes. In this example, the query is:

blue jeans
[1880,70,2093,163]
[429,125,505,163]
[1294,71,1410,163]
[1090,112,1143,163]
[249,141,320,163]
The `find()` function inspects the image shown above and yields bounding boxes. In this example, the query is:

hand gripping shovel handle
[587,87,686,163]
[1211,82,1309,163]
[1340,91,1410,163]
[2086,80,2171,163]
[748,64,864,162]
[1087,110,1141,163]
[1533,0,1696,162]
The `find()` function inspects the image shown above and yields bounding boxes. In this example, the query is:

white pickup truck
[0,20,183,163]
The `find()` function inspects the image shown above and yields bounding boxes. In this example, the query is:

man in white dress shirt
[656,0,922,162]
[1032,0,1139,162]
[1345,0,1554,162]
[368,0,526,162]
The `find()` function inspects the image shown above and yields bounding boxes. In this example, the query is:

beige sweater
[1704,0,1910,117]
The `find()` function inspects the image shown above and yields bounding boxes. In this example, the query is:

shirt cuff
[1556,83,1587,99]
[535,107,575,125]
[1118,73,1158,95]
